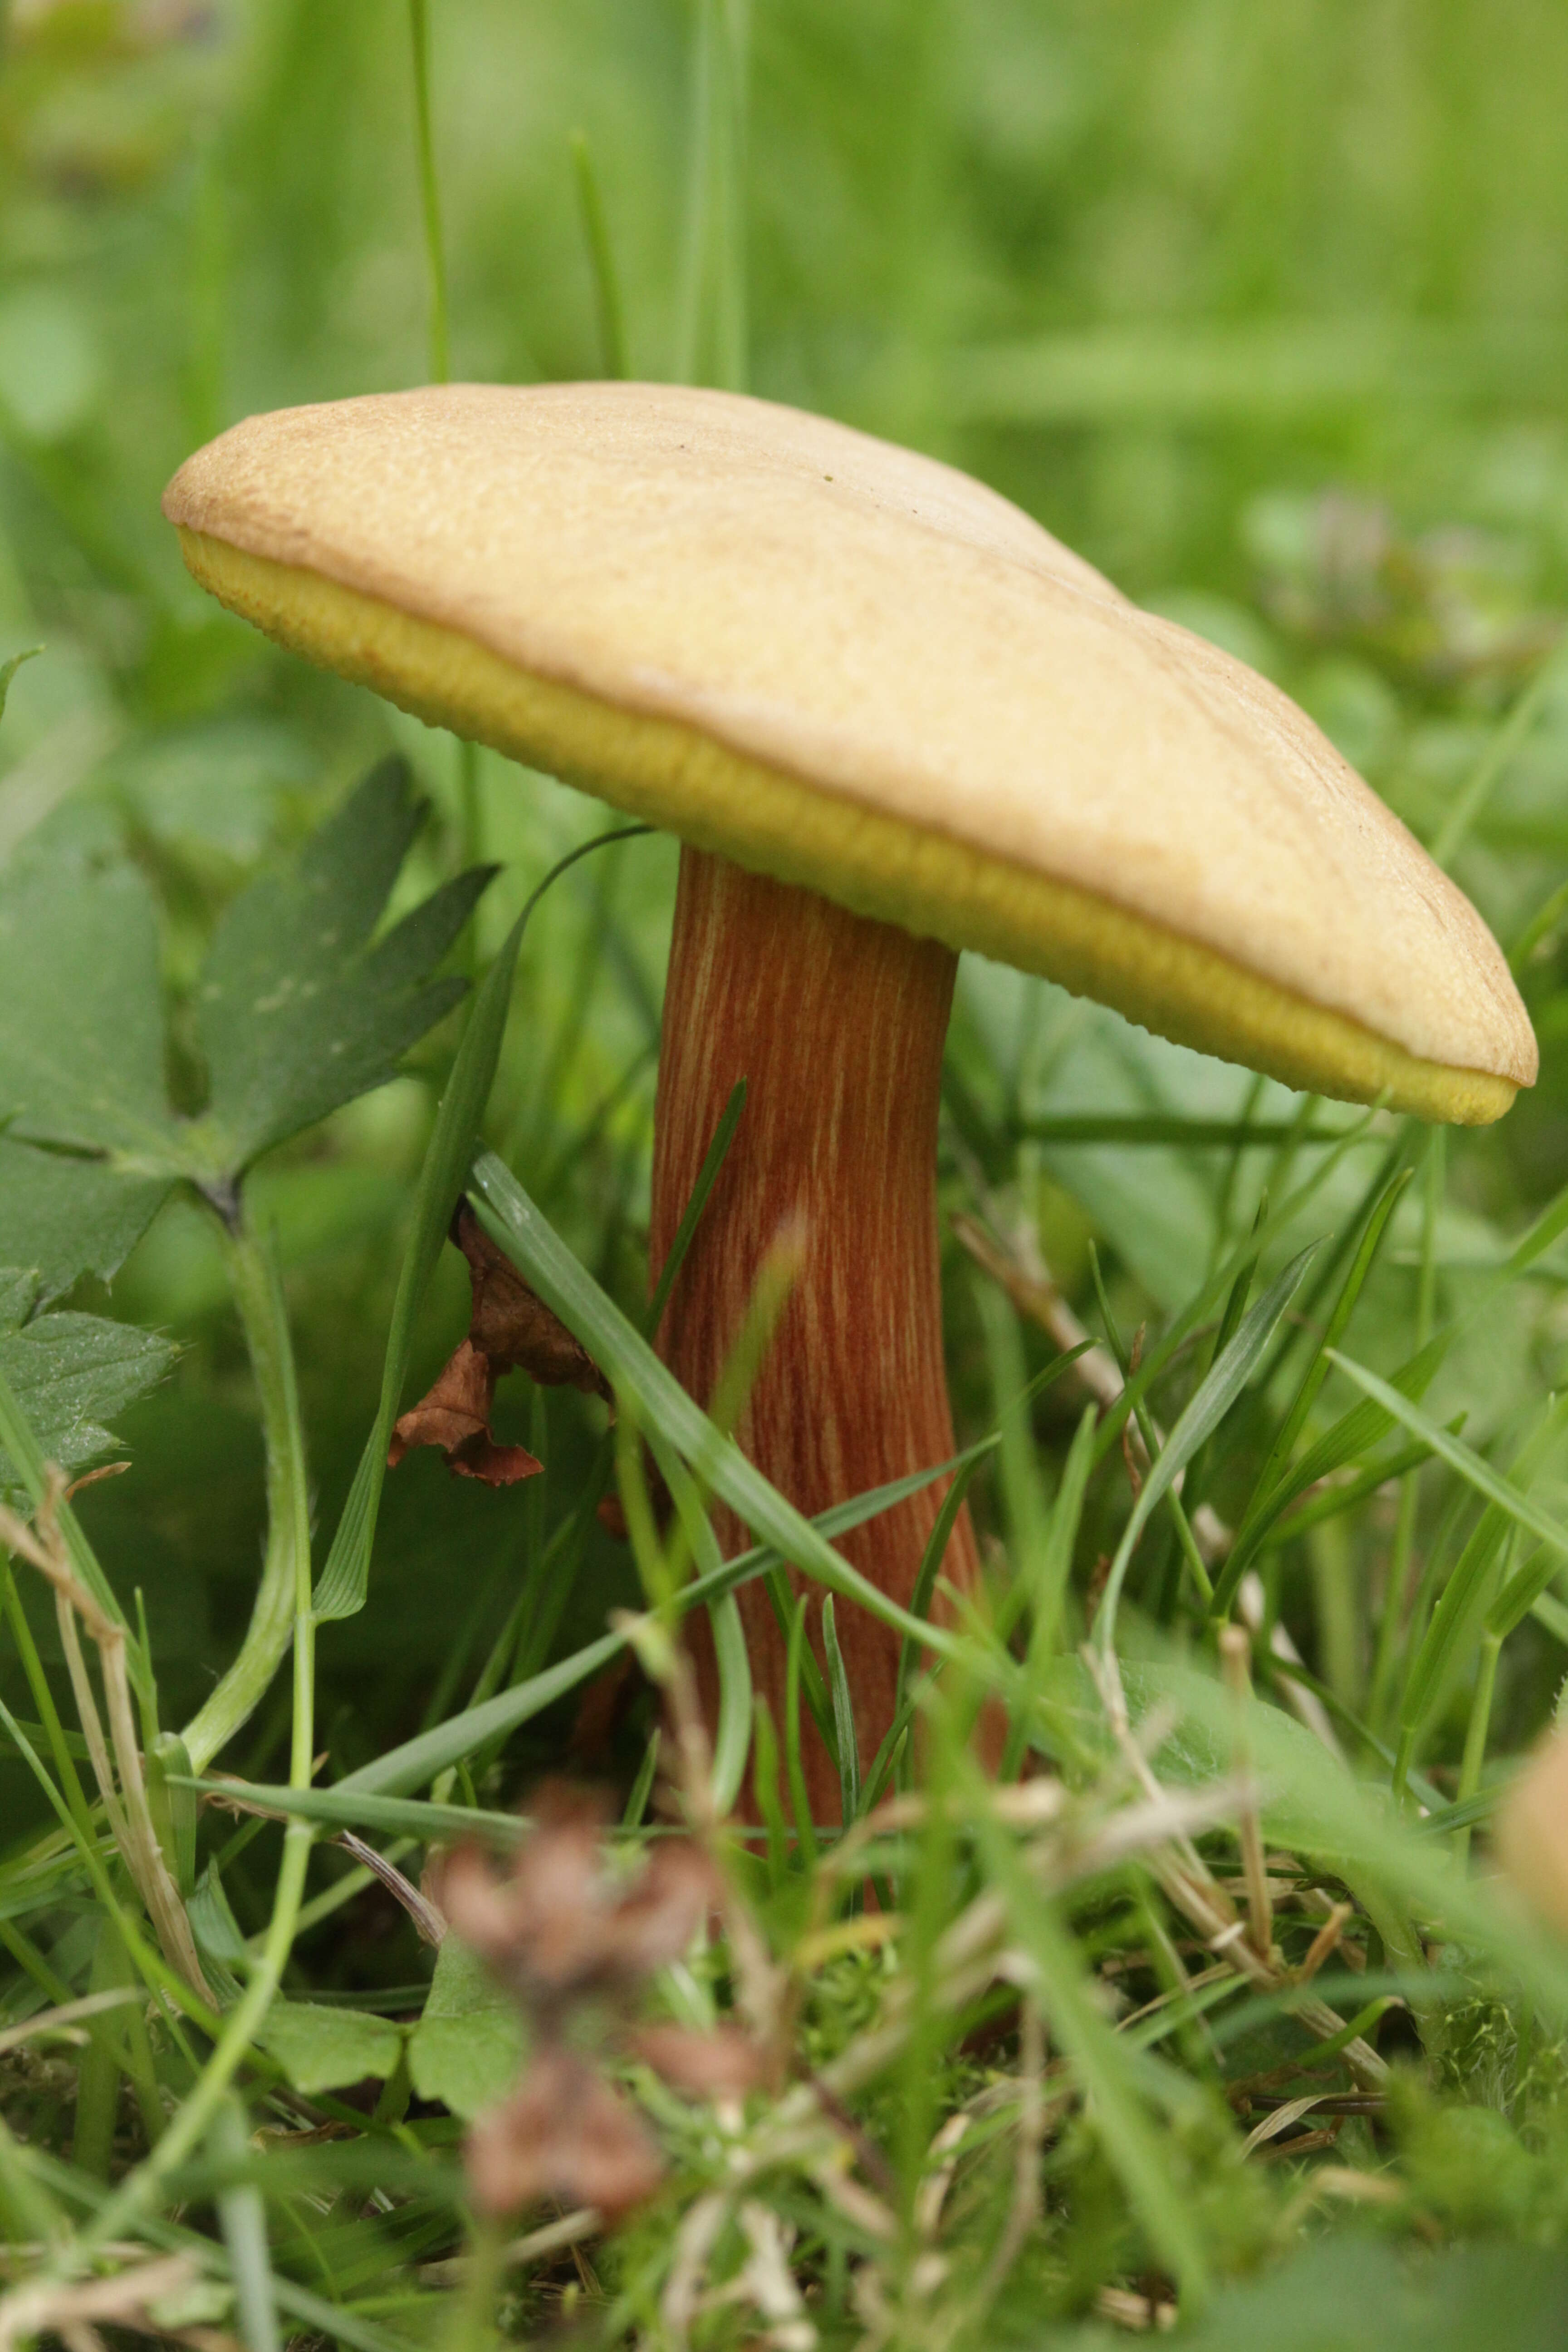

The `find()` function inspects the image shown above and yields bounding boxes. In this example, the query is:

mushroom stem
[650,845,980,1819]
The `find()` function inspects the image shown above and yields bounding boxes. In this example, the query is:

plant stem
[408,0,450,383]
[1453,1630,1502,1871]
[181,1206,311,1776]
[76,1361,320,2264]
[0,1554,96,1841]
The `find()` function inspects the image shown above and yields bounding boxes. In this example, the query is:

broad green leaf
[407,1933,527,2119]
[1173,2236,1568,2352]
[259,2001,404,2095]
[0,760,486,1315]
[0,1137,169,1302]
[0,1267,175,1497]
[0,855,179,1161]
[192,757,491,1176]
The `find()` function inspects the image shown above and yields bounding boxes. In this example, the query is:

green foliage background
[4,2,1568,2344]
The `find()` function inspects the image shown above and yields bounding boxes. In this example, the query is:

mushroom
[163,383,1535,1815]
[1497,1728,1568,1940]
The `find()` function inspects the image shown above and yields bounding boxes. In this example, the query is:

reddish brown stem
[650,845,981,1822]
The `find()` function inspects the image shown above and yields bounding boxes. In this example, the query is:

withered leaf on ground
[438,1785,755,2225]
[465,2043,664,2218]
[436,1782,717,2019]
[388,1202,610,1485]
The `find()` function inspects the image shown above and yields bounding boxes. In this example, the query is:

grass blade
[1252,1165,1412,1508]
[312,828,647,1623]
[1328,1353,1568,1568]
[646,1078,746,1338]
[708,1589,753,1818]
[1211,1329,1450,1615]
[821,1594,860,1826]
[969,1778,1209,2302]
[571,129,629,378]
[1096,1241,1319,1649]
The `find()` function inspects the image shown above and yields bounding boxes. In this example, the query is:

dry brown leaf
[388,1204,610,1484]
[628,2021,765,2102]
[436,1782,716,2016]
[465,2045,663,2218]
[387,1338,543,1486]
[456,1203,609,1398]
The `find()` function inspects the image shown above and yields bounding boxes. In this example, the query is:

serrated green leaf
[0,1268,175,1496]
[408,1934,527,2119]
[259,2001,404,2094]
[0,855,180,1162]
[0,1137,169,1302]
[192,757,491,1175]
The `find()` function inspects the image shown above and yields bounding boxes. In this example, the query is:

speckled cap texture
[164,381,1536,1122]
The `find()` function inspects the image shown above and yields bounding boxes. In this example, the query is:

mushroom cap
[1496,1726,1568,1942]
[164,382,1535,1122]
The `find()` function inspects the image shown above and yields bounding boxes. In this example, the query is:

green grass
[4,1,1568,2344]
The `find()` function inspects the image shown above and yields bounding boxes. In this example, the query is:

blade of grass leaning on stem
[468,1152,975,1665]
[479,1075,748,1703]
[821,1595,860,1826]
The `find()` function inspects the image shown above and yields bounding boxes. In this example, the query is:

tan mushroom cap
[164,382,1535,1122]
[1496,1727,1568,1942]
